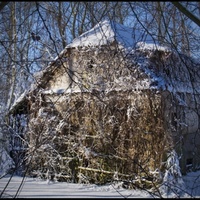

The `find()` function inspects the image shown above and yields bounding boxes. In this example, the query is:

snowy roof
[34,20,162,87]
[66,19,157,49]
[8,20,200,114]
[50,19,170,69]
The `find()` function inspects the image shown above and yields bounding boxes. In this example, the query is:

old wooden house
[9,20,200,185]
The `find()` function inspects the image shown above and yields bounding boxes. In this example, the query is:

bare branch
[171,1,200,27]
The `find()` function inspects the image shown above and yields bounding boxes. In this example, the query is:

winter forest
[1,1,200,198]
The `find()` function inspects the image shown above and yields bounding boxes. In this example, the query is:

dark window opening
[186,158,193,171]
[171,112,177,131]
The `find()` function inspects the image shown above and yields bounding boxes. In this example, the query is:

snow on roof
[66,20,157,49]
[135,42,170,52]
[8,20,200,114]
[27,20,199,95]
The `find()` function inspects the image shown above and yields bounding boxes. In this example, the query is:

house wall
[162,91,200,174]
[30,80,200,180]
[43,45,200,175]
[45,43,149,93]
[26,88,168,184]
[47,65,72,91]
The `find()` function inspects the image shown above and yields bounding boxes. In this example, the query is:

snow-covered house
[8,20,200,185]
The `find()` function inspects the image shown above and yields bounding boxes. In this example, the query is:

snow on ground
[0,170,200,198]
[0,175,152,199]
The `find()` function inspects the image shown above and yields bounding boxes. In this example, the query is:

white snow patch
[67,20,156,49]
[135,41,170,52]
[0,170,200,198]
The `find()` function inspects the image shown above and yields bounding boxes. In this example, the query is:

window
[171,112,177,131]
[186,158,193,171]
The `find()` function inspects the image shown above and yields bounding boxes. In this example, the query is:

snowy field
[0,176,151,198]
[1,170,200,198]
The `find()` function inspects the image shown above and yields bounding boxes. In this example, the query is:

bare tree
[1,1,200,198]
[171,1,200,27]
